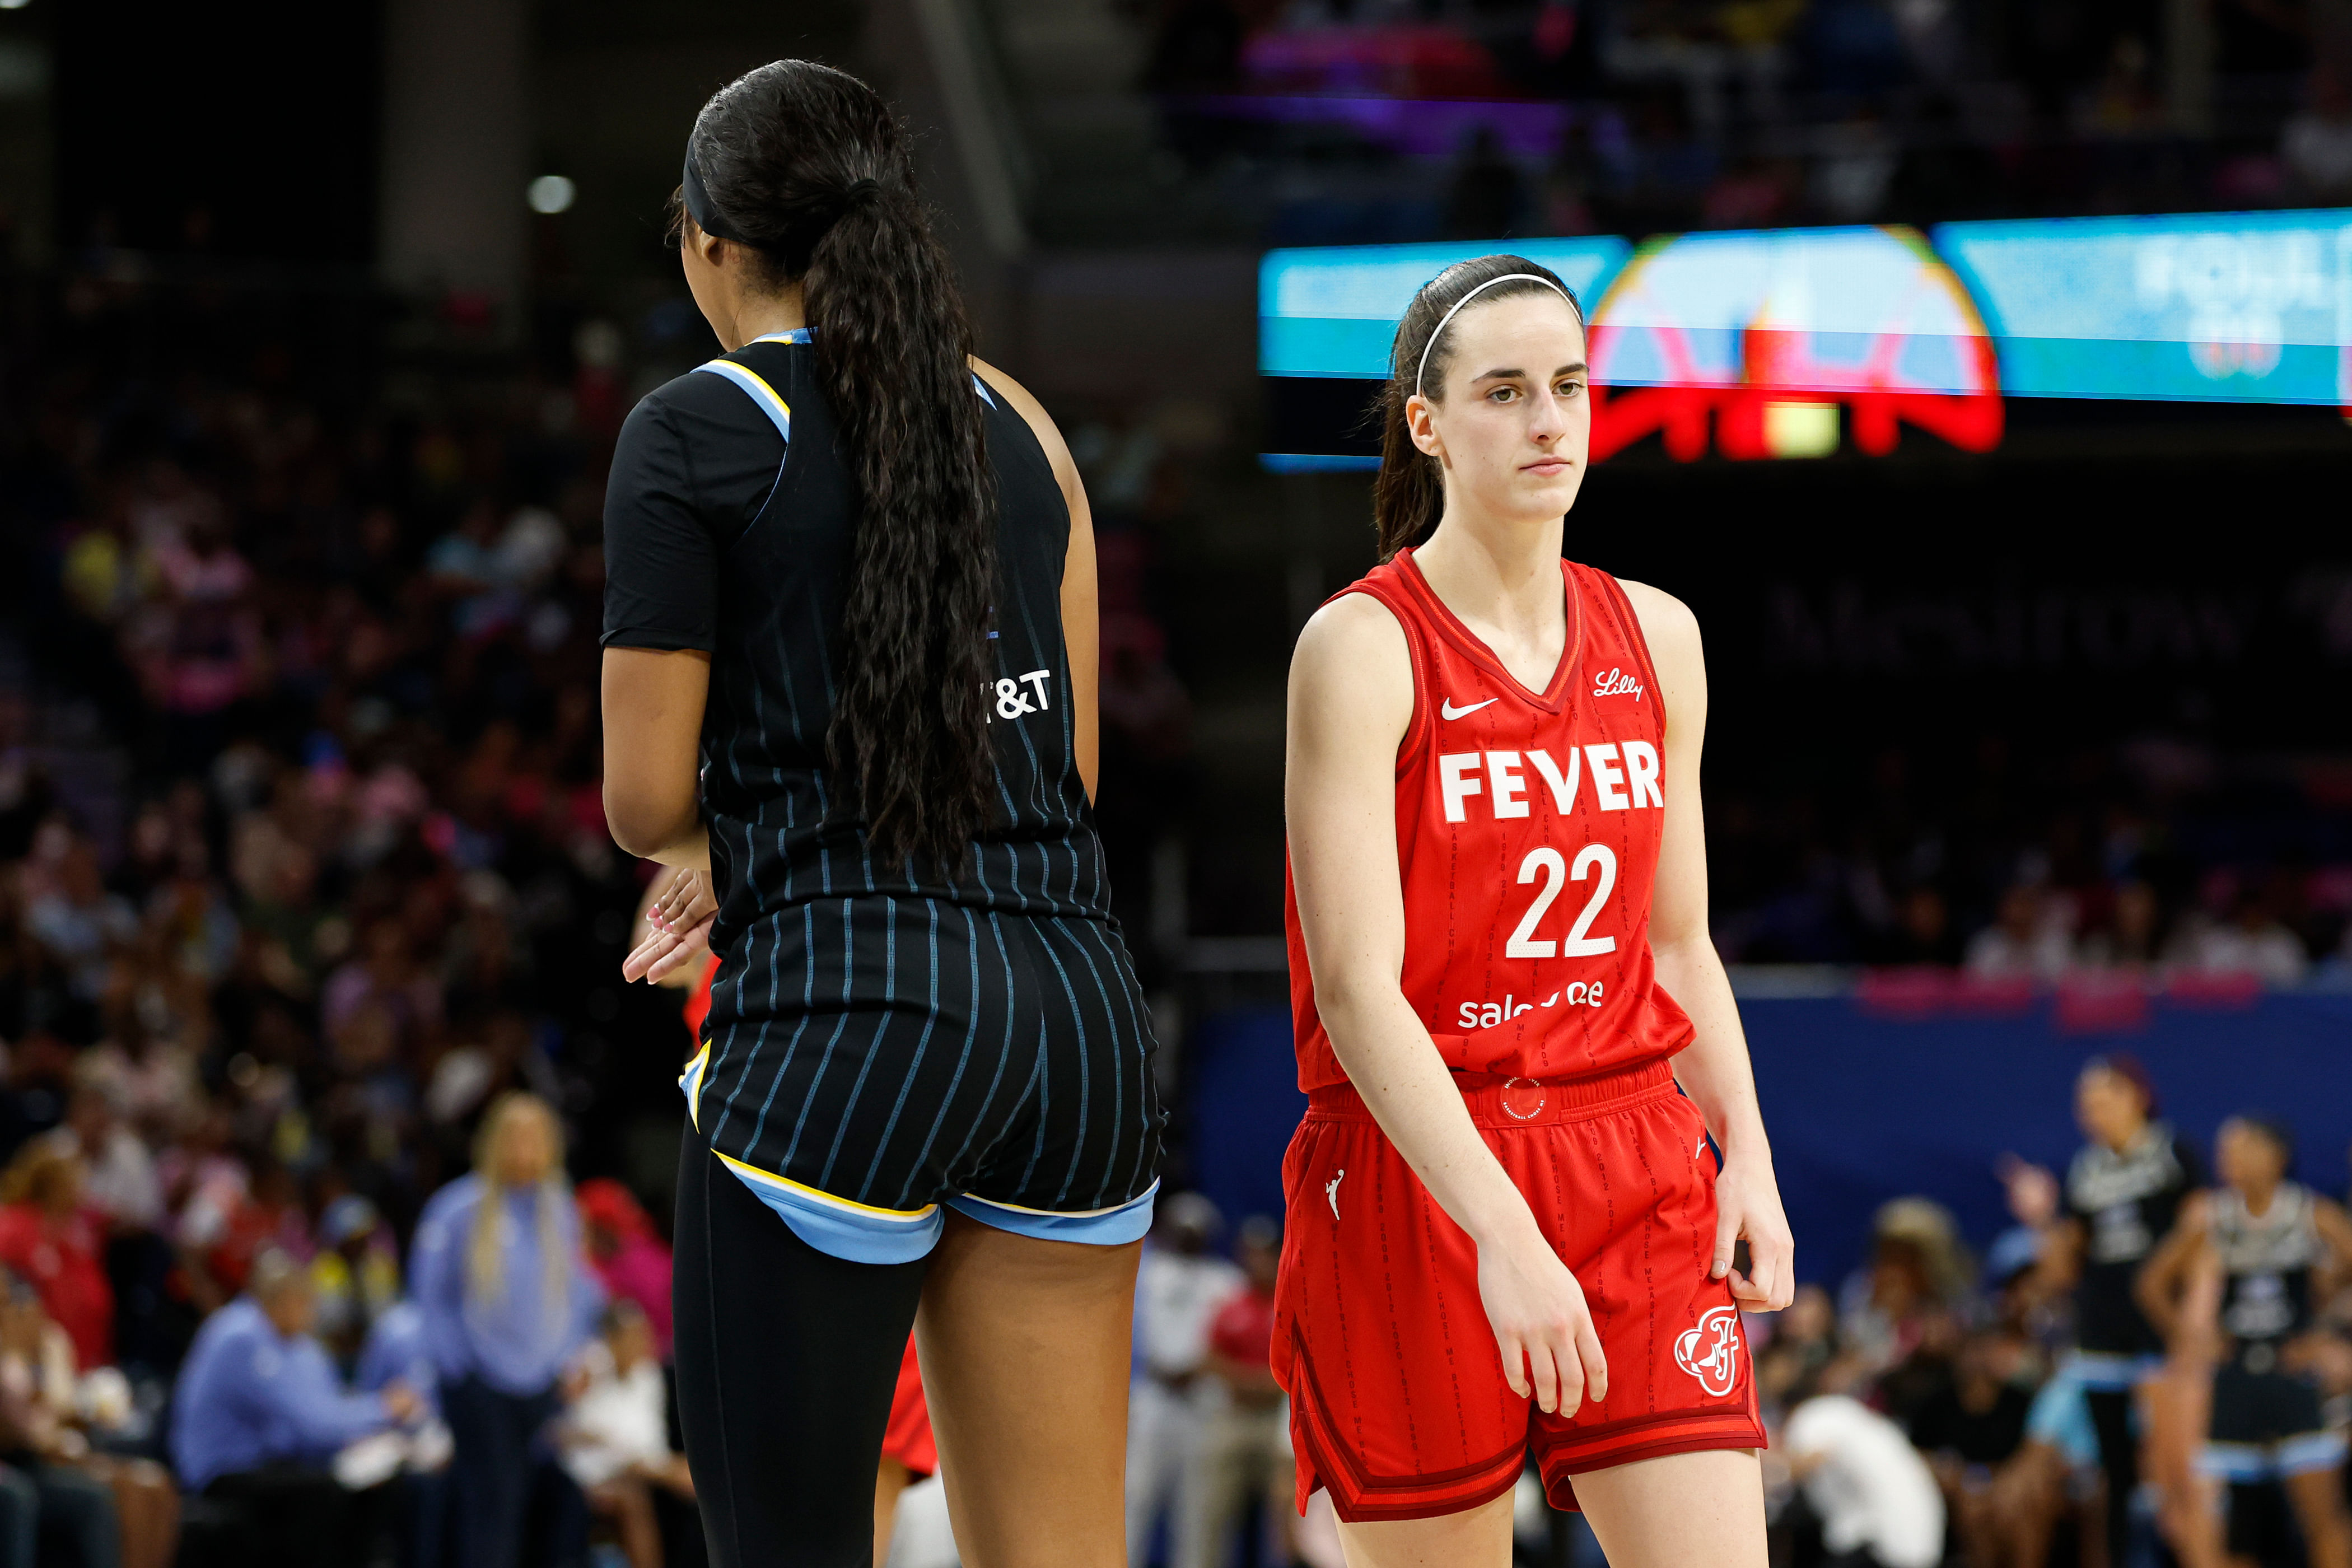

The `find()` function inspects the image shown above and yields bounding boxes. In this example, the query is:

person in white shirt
[1782,1378,1946,1568]
[1128,1193,1244,1565]
[558,1300,693,1568]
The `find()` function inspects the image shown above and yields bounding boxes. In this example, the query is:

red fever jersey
[1284,548,1693,1090]
[1273,548,1762,1523]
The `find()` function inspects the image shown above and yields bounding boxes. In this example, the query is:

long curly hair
[681,60,998,874]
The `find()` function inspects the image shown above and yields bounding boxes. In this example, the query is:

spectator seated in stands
[573,1181,672,1364]
[169,1250,424,1568]
[0,1144,116,1375]
[1179,1215,1290,1568]
[309,1197,402,1370]
[1779,1356,1946,1568]
[556,1300,690,1568]
[0,1272,125,1568]
[1963,879,2073,984]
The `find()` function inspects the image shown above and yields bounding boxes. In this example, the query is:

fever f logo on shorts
[1674,1305,1743,1397]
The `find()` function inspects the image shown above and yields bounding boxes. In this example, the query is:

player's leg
[872,1458,912,1568]
[2084,1387,2139,1568]
[671,1128,927,1568]
[915,1213,1141,1568]
[2282,1458,2352,1568]
[1331,1490,1514,1568]
[1572,1449,1769,1568]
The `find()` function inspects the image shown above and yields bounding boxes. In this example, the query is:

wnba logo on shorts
[1673,1306,1742,1397]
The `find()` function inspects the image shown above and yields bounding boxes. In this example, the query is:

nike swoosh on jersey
[1440,698,1499,720]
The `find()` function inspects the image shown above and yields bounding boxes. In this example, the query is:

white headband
[1412,272,1574,400]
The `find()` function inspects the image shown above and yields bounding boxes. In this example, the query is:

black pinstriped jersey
[604,333,1113,961]
[605,333,1158,1228]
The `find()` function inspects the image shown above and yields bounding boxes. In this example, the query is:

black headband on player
[685,150,885,246]
[681,148,750,244]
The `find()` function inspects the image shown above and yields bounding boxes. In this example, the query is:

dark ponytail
[1370,255,1583,563]
[684,62,997,873]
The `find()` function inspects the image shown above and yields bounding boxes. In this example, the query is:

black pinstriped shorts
[679,897,1164,1262]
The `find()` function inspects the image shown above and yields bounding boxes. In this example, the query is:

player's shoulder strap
[1324,553,1437,774]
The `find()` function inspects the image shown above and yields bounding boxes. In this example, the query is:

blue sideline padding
[1185,993,2352,1285]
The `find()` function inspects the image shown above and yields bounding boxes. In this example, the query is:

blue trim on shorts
[2200,1431,2347,1483]
[2065,1350,2164,1391]
[945,1180,1159,1245]
[715,1151,945,1265]
[2277,1430,2350,1477]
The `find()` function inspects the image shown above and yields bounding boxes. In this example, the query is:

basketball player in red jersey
[1278,254,1795,1565]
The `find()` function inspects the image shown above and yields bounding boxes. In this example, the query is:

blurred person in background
[558,1300,693,1568]
[410,1093,601,1568]
[1175,1216,1286,1568]
[2140,1116,2352,1568]
[1779,1357,1945,1568]
[0,1143,114,1374]
[1128,1193,1243,1563]
[2037,1053,2200,1567]
[2167,879,2309,987]
[311,1197,401,1368]
[0,1380,119,1568]
[170,1249,423,1568]
[2074,880,2166,972]
[1964,880,2073,983]
[1836,1197,1972,1422]
[575,1181,671,1364]
[47,1085,161,1235]
[1753,1285,1838,1424]
[0,1276,175,1568]
[2132,1200,2228,1568]
[1908,1329,2047,1568]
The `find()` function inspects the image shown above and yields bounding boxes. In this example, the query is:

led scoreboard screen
[1259,208,2352,466]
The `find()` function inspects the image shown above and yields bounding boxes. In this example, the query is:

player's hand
[1476,1220,1608,1417]
[1712,1152,1795,1312]
[381,1381,423,1425]
[624,867,717,984]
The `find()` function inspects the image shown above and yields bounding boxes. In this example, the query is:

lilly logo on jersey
[1593,666,1644,701]
[1438,743,1662,823]
[1456,982,1605,1032]
[1674,1305,1742,1397]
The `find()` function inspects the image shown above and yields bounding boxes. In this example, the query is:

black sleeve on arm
[603,395,720,653]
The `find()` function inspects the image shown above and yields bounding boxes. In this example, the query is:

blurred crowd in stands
[1135,0,2352,242]
[0,272,731,1567]
[1707,739,2352,986]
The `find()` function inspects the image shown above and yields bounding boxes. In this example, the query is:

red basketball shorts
[1271,1058,1765,1523]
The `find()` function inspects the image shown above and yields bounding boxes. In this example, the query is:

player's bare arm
[2135,1192,2213,1342]
[1286,590,1608,1416]
[1622,578,1794,1314]
[974,355,1100,801]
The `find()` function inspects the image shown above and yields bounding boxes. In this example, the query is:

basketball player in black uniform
[599,62,1162,1567]
[2041,1055,2201,1565]
[2141,1117,2352,1568]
